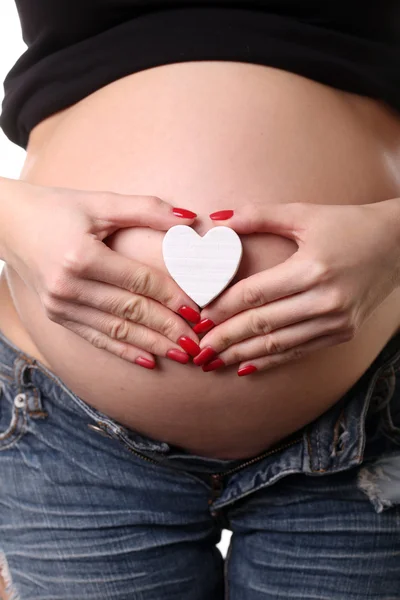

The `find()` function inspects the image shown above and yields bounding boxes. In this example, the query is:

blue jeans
[1,328,400,600]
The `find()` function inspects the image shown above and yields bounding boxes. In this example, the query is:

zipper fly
[211,435,303,478]
[118,433,303,478]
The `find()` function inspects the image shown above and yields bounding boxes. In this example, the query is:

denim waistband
[1,326,400,476]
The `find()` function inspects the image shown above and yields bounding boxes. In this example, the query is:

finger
[209,202,309,239]
[236,333,351,375]
[90,194,198,237]
[200,253,314,324]
[203,316,346,369]
[64,280,200,345]
[59,304,196,361]
[199,290,321,354]
[75,239,201,319]
[62,321,157,368]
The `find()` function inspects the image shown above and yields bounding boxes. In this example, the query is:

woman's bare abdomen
[1,62,400,459]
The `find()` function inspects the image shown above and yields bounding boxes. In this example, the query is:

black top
[1,1,400,149]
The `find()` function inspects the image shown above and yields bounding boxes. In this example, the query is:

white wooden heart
[162,225,243,307]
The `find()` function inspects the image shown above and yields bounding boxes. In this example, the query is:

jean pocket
[0,367,28,451]
[365,364,400,447]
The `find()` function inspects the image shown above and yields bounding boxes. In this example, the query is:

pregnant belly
[4,62,400,459]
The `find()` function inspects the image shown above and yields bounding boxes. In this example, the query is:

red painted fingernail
[202,358,225,372]
[173,208,197,219]
[135,356,156,370]
[209,210,234,221]
[193,346,217,366]
[178,336,201,357]
[237,365,258,377]
[192,318,216,334]
[178,306,201,323]
[166,349,190,364]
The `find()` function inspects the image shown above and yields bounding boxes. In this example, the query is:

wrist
[370,197,400,286]
[0,176,34,264]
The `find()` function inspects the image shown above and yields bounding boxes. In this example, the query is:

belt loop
[13,356,27,391]
[14,356,47,418]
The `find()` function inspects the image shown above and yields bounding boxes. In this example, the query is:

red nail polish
[202,358,225,372]
[178,306,201,323]
[237,365,258,377]
[135,357,156,370]
[193,347,217,366]
[173,208,197,219]
[178,336,201,357]
[166,349,190,364]
[209,210,234,221]
[192,319,215,334]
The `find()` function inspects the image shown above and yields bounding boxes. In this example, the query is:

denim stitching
[0,360,13,382]
[0,353,30,450]
[309,362,392,473]
[23,364,41,413]
[0,405,23,440]
[26,376,44,416]
[316,424,321,471]
[379,366,400,441]
[0,405,27,450]
[306,430,328,472]
[29,411,48,419]
[332,408,346,454]
[0,372,27,451]
[14,358,23,391]
[355,354,400,461]
[0,373,13,382]
[15,358,41,413]
[31,385,40,413]
[306,430,313,471]
[357,369,386,455]
[365,363,400,445]
[0,357,14,377]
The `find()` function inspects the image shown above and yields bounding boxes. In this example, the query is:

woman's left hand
[194,200,400,375]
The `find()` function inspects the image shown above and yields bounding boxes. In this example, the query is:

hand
[193,200,400,375]
[5,180,202,368]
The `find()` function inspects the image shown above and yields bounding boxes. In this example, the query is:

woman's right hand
[3,179,202,368]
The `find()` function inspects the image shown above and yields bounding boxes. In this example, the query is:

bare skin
[1,62,400,459]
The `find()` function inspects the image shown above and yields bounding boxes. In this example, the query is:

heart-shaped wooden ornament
[162,225,243,307]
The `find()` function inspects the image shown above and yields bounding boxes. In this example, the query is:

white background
[0,0,231,558]
[0,0,26,180]
[0,1,26,274]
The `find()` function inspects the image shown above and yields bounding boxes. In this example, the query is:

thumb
[90,192,197,237]
[209,202,309,241]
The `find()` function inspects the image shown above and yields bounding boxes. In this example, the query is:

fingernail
[209,210,234,221]
[178,306,201,323]
[202,358,225,372]
[135,357,156,370]
[178,336,201,357]
[173,208,197,219]
[166,349,190,364]
[237,365,258,377]
[193,318,216,334]
[193,346,217,366]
